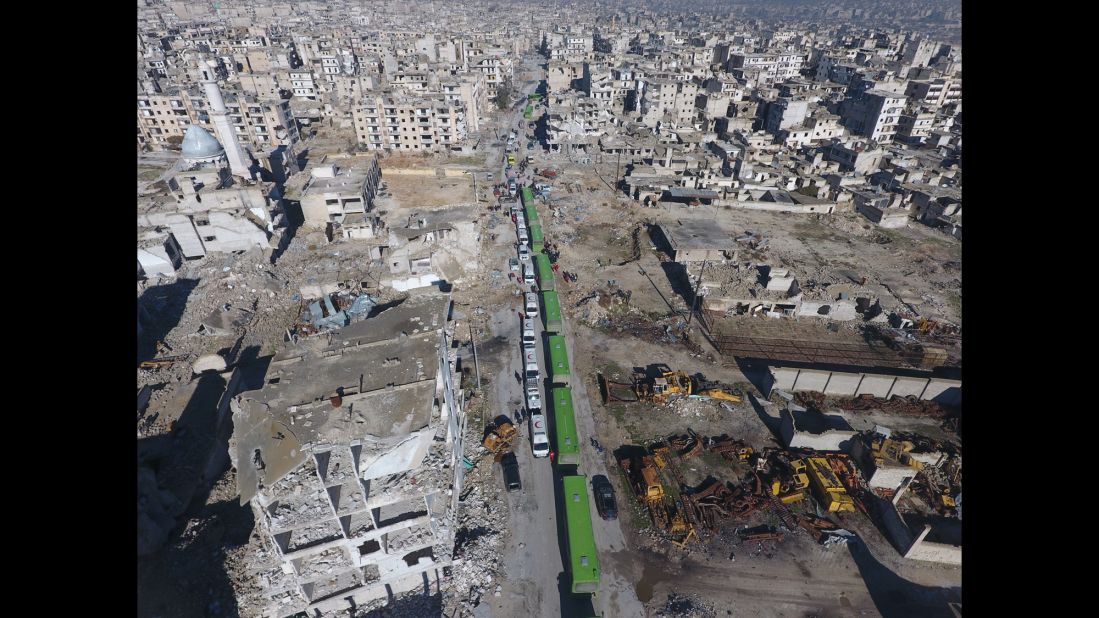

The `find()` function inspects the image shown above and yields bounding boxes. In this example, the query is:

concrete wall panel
[922,379,962,405]
[823,371,862,396]
[889,376,930,398]
[792,368,830,392]
[857,374,896,397]
[771,367,800,390]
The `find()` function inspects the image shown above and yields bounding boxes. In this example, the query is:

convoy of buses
[511,178,601,596]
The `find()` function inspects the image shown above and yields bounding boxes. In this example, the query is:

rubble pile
[440,419,511,616]
[568,285,632,326]
[655,592,718,618]
[814,212,877,238]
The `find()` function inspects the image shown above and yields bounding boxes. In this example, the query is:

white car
[509,257,520,272]
[518,244,531,262]
[485,172,494,180]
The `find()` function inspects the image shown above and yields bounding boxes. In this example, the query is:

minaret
[199,59,251,179]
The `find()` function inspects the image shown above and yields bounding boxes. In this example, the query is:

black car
[592,475,617,520]
[501,452,521,492]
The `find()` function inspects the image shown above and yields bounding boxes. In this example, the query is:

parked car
[517,244,531,262]
[592,475,618,520]
[509,257,520,272]
[485,172,494,180]
[501,452,521,491]
[526,386,542,411]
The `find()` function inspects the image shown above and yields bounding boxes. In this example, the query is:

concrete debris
[656,592,718,618]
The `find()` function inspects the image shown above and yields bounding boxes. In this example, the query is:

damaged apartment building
[228,292,466,616]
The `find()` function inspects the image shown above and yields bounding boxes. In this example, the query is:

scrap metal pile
[618,432,880,548]
[794,391,954,418]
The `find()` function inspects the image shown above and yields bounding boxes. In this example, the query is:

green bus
[524,104,533,119]
[552,387,580,465]
[562,475,600,594]
[541,290,562,333]
[524,203,539,226]
[547,335,571,385]
[528,93,543,102]
[521,186,535,210]
[529,224,544,252]
[534,253,555,291]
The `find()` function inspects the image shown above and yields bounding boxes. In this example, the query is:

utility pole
[469,322,481,391]
[615,148,621,195]
[687,260,708,326]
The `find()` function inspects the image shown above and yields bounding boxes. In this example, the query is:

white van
[517,225,529,243]
[523,262,535,285]
[530,414,550,458]
[525,293,539,318]
[526,384,542,411]
[522,319,537,350]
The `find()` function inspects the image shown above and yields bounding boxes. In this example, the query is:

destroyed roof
[391,222,454,239]
[231,293,451,505]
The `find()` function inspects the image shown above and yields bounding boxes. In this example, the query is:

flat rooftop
[659,218,740,251]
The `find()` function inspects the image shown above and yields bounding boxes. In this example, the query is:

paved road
[485,60,576,618]
[493,55,644,616]
[555,315,646,617]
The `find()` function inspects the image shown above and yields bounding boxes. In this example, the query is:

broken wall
[779,406,857,451]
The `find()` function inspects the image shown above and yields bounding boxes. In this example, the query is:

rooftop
[231,293,451,504]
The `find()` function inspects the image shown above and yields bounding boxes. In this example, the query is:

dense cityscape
[137,1,962,616]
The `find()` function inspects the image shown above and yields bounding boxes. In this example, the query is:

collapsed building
[228,292,466,616]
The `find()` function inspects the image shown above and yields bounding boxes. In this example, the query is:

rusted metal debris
[703,434,755,462]
[740,531,785,543]
[794,391,952,418]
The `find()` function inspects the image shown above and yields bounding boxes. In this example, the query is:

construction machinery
[619,452,698,544]
[482,417,518,454]
[600,369,742,406]
[805,457,857,513]
[769,458,810,505]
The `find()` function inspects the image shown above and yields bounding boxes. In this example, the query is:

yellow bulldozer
[600,368,742,406]
[482,417,518,454]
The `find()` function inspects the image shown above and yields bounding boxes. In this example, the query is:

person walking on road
[549,450,555,463]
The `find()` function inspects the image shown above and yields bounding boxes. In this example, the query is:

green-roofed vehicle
[529,224,544,252]
[534,253,555,291]
[562,475,600,594]
[547,335,571,385]
[551,387,580,465]
[541,290,562,332]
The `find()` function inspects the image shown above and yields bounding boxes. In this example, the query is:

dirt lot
[525,149,962,616]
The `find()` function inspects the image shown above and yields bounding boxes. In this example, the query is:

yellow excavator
[482,417,518,453]
[601,369,742,405]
